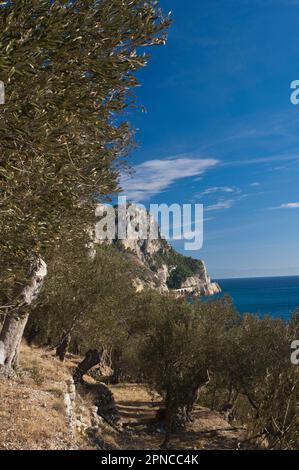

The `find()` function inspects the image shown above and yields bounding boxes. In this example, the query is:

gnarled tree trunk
[0,257,47,370]
[73,348,102,384]
[0,312,30,369]
[161,368,210,449]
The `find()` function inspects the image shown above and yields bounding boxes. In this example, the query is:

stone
[93,383,120,426]
[94,204,220,298]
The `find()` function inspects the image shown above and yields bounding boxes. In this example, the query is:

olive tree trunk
[108,348,122,385]
[73,349,102,384]
[161,369,210,449]
[56,332,71,362]
[0,313,5,331]
[0,257,47,370]
[55,311,83,362]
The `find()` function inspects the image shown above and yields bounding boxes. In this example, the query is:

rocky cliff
[94,204,221,298]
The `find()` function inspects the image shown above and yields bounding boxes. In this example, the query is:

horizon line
[215,273,299,281]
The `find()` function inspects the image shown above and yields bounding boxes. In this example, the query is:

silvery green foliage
[0,0,169,302]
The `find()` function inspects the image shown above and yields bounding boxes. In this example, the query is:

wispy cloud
[205,199,235,212]
[121,157,218,202]
[277,202,299,209]
[195,186,242,213]
[250,182,261,187]
[224,154,299,168]
[197,186,239,197]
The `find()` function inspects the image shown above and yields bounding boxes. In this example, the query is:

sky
[121,0,299,279]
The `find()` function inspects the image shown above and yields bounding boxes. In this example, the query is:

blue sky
[121,0,299,279]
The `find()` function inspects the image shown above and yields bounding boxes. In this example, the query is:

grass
[0,343,72,450]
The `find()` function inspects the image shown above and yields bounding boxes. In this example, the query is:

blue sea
[214,276,299,320]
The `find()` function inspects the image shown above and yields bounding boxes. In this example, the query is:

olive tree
[0,0,169,369]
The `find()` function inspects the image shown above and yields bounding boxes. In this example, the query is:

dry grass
[0,343,73,450]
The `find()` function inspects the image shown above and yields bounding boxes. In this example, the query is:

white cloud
[205,199,235,212]
[250,182,261,187]
[278,202,299,209]
[198,186,239,197]
[121,157,218,202]
[197,186,243,213]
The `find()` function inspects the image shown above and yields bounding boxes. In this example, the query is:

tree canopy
[0,0,170,303]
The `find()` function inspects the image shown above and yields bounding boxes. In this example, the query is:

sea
[212,276,299,321]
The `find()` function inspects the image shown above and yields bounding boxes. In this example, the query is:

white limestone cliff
[94,204,221,298]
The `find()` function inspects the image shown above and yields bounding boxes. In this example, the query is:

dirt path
[110,384,246,450]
